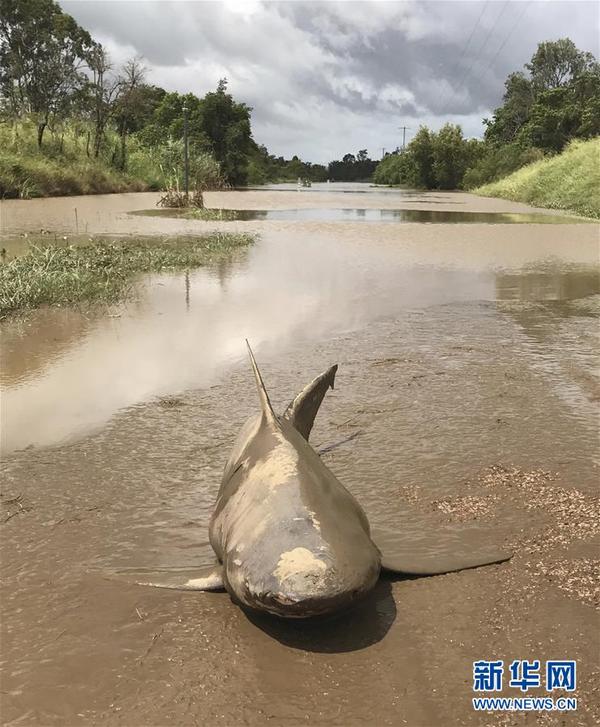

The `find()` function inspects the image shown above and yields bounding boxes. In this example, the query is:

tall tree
[141,91,207,149]
[409,126,436,188]
[484,38,599,149]
[432,124,467,189]
[113,57,145,170]
[526,38,597,90]
[484,72,535,144]
[0,0,96,146]
[87,45,120,158]
[200,78,252,185]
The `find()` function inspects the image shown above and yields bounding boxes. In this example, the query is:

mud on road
[1,187,599,725]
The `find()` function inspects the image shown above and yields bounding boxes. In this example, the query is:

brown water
[133,207,589,223]
[1,186,599,726]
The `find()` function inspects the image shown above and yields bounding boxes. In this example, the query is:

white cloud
[62,0,600,162]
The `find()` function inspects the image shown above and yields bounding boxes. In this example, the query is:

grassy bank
[0,234,254,317]
[0,120,159,198]
[0,149,149,198]
[0,119,224,199]
[475,138,600,219]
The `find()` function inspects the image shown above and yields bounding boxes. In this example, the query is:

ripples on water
[1,188,599,726]
[2,226,598,451]
[1,188,599,557]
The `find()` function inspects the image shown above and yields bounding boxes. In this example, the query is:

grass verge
[0,150,148,198]
[0,119,224,198]
[475,138,600,219]
[0,234,254,318]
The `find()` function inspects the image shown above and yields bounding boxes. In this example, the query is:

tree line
[4,3,593,194]
[0,0,258,186]
[0,0,379,190]
[374,38,600,189]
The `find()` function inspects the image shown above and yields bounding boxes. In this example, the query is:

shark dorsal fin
[283,364,338,441]
[246,340,276,423]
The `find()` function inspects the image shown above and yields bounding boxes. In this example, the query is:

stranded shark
[139,342,511,618]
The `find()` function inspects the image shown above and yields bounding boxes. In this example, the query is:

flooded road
[134,207,588,223]
[1,186,599,726]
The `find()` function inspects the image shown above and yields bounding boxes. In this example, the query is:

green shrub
[372,153,414,186]
[463,144,545,189]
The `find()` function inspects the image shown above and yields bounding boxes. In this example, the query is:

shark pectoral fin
[317,431,361,455]
[283,364,338,441]
[114,564,225,591]
[371,523,512,576]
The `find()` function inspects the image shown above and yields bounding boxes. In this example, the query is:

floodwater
[135,207,589,223]
[1,185,599,726]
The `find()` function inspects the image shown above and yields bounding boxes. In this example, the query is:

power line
[438,1,489,111]
[454,0,510,94]
[477,1,532,86]
[453,1,490,75]
[471,0,511,64]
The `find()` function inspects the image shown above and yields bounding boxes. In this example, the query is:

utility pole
[398,126,409,151]
[183,105,189,202]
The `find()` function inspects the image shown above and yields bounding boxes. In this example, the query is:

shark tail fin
[246,340,277,423]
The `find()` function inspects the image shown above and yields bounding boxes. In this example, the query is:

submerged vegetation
[0,234,255,317]
[475,138,600,219]
[184,208,240,221]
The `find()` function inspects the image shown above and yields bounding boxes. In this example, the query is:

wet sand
[1,186,599,725]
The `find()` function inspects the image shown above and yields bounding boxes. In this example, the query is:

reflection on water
[136,207,586,224]
[1,189,599,454]
[0,308,96,386]
[239,182,406,193]
[1,224,598,453]
[1,186,599,727]
[496,269,600,301]
[239,182,430,195]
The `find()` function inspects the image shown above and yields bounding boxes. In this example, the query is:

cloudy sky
[62,0,600,163]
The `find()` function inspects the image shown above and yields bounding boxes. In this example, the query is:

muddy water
[134,207,588,223]
[1,187,599,726]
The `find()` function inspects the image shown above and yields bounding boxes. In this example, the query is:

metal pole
[398,126,409,152]
[183,105,189,202]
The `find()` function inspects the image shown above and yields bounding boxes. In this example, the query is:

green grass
[475,138,600,219]
[184,208,240,221]
[0,150,149,198]
[0,234,255,317]
[0,119,162,198]
[0,119,226,199]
